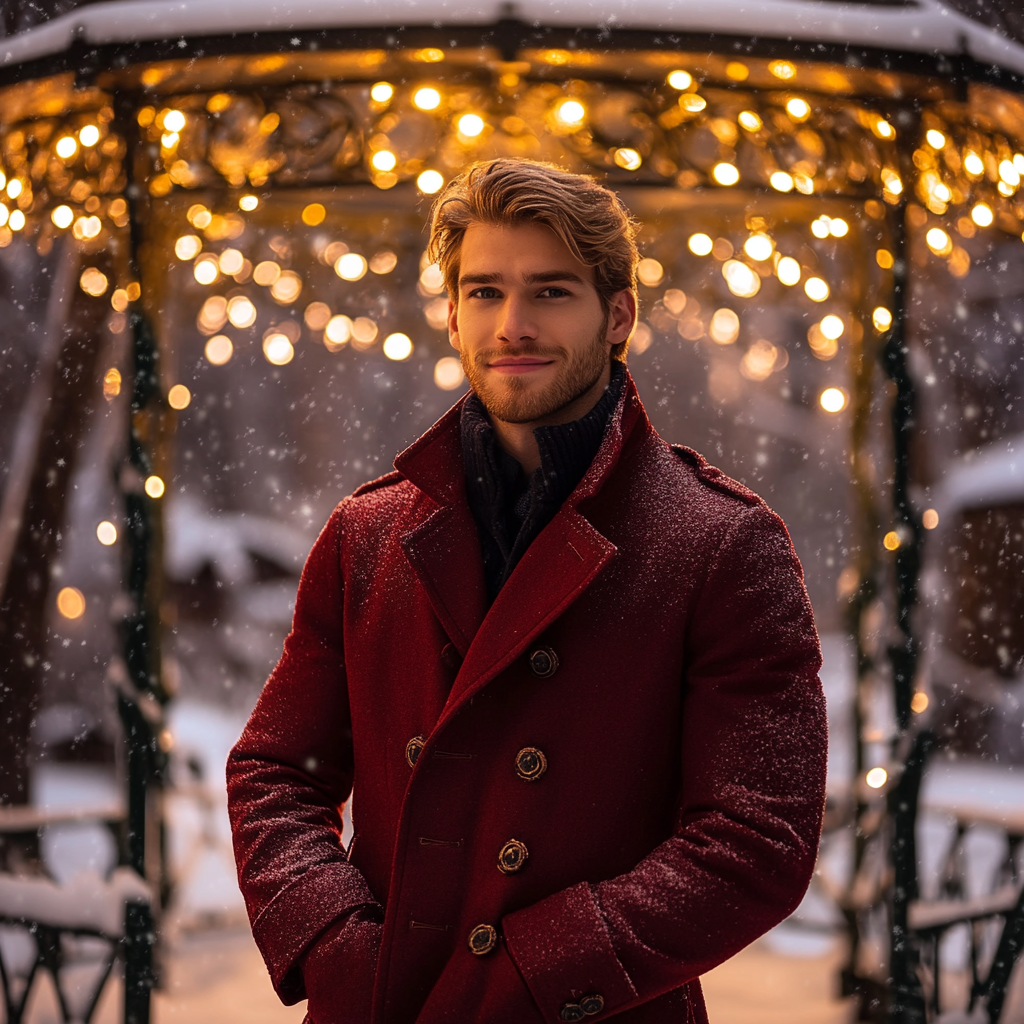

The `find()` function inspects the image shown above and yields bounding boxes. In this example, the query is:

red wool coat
[227,371,827,1024]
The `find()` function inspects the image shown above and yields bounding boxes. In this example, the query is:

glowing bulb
[417,170,444,194]
[712,162,739,186]
[458,114,485,137]
[413,87,441,111]
[336,253,368,281]
[6,179,22,199]
[926,227,952,256]
[371,82,394,103]
[325,315,352,347]
[865,767,888,789]
[726,61,749,81]
[144,475,165,499]
[270,271,302,304]
[434,356,464,390]
[873,307,893,331]
[51,205,73,229]
[554,99,586,126]
[56,586,86,619]
[804,277,829,302]
[226,295,257,328]
[926,129,946,149]
[971,203,994,227]
[874,119,895,139]
[72,215,101,240]
[882,171,902,195]
[302,203,326,226]
[239,194,259,211]
[263,333,294,365]
[738,111,762,131]
[613,148,642,171]
[911,692,929,713]
[253,260,281,286]
[175,234,201,260]
[688,233,713,256]
[963,151,984,176]
[1000,160,1020,187]
[667,70,693,90]
[96,521,117,545]
[55,135,78,159]
[204,335,233,365]
[769,171,794,192]
[168,384,191,410]
[876,249,894,269]
[819,315,845,341]
[9,210,25,232]
[776,256,801,286]
[678,94,706,113]
[103,368,121,399]
[811,217,831,239]
[883,531,900,551]
[709,308,740,345]
[383,332,413,361]
[743,233,774,262]
[722,260,761,298]
[769,60,796,80]
[922,508,939,530]
[161,132,179,149]
[162,109,186,133]
[193,256,219,285]
[785,97,810,121]
[637,258,664,287]
[79,267,109,296]
[219,249,244,275]
[79,124,100,147]
[372,150,397,172]
[819,388,846,413]
[829,218,849,238]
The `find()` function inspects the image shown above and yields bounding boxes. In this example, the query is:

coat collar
[394,368,651,722]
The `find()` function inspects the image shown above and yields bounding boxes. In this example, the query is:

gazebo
[1,2,1023,1021]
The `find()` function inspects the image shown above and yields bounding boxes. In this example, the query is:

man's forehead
[459,220,593,280]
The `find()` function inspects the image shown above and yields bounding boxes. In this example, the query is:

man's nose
[496,294,538,344]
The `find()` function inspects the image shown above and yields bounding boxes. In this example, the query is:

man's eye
[539,287,571,298]
[470,287,500,299]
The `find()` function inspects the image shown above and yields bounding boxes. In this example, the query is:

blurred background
[0,1,1023,1022]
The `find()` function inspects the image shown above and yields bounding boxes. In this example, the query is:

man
[227,159,827,1024]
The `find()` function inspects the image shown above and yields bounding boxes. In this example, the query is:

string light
[79,124,100,147]
[51,205,73,229]
[769,171,794,192]
[56,587,86,619]
[413,87,441,111]
[204,335,233,365]
[383,332,413,360]
[687,233,713,256]
[168,384,191,410]
[667,70,693,90]
[776,256,801,286]
[738,111,762,131]
[743,233,774,261]
[239,194,259,211]
[370,82,394,103]
[873,307,893,331]
[144,475,166,499]
[925,129,946,149]
[417,170,444,194]
[971,203,993,227]
[96,521,117,545]
[434,356,464,390]
[804,277,829,301]
[819,388,846,412]
[865,767,888,789]
[922,509,940,530]
[711,162,739,186]
[55,136,78,159]
[554,99,586,127]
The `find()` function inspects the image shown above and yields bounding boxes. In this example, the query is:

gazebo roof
[2,0,1024,79]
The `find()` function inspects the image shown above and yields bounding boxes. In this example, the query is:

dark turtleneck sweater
[461,360,625,602]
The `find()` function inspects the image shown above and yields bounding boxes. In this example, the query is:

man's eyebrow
[458,270,586,287]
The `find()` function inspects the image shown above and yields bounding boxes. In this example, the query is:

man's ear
[447,299,461,353]
[605,289,636,347]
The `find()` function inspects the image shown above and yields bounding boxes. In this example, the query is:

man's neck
[489,362,613,475]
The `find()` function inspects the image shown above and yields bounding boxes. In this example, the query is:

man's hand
[416,940,544,1024]
[302,907,382,1024]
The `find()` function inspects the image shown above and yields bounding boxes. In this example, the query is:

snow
[0,868,149,937]
[932,432,1024,515]
[2,0,1024,78]
[921,758,1024,835]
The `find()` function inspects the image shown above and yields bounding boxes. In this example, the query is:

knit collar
[461,360,626,516]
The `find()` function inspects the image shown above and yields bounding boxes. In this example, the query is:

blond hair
[427,159,639,361]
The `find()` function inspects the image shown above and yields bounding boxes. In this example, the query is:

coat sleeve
[501,500,828,1019]
[226,504,381,1004]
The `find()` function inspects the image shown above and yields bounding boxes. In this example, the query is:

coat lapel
[438,507,616,721]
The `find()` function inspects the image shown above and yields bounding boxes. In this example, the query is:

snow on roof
[3,0,1024,78]
[934,432,1024,513]
[0,867,149,936]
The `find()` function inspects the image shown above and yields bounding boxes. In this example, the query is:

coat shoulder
[350,468,405,498]
[668,444,761,508]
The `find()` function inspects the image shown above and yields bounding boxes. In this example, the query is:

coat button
[440,642,462,671]
[467,923,498,955]
[515,747,547,782]
[405,735,425,768]
[580,994,605,1015]
[497,838,528,874]
[528,646,559,678]
[560,1004,586,1022]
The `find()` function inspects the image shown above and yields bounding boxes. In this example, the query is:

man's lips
[487,357,555,375]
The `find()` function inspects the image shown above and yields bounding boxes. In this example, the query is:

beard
[461,322,610,425]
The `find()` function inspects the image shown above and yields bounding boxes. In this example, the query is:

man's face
[448,221,634,425]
